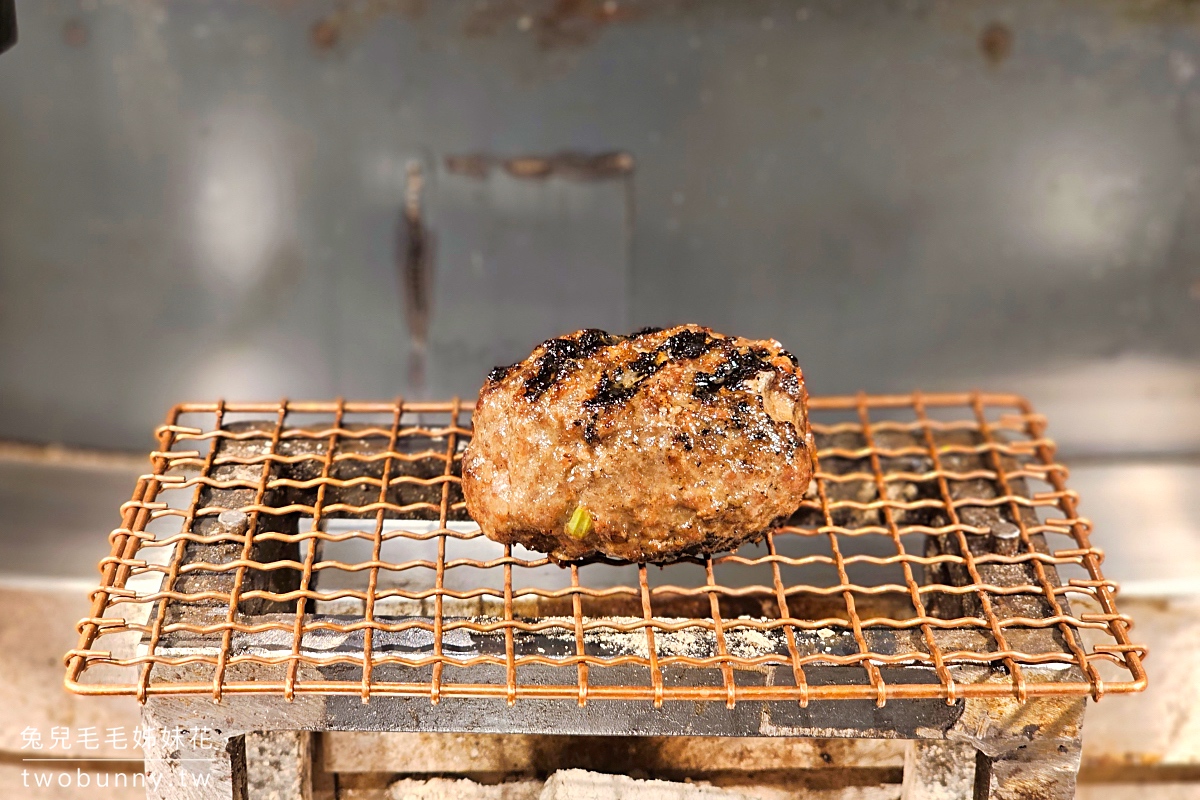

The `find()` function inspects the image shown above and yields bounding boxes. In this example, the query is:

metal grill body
[64,393,1146,799]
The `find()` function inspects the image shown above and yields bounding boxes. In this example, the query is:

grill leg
[141,705,248,800]
[973,737,1082,800]
[935,673,1086,800]
[901,740,976,799]
[246,731,314,800]
[902,737,1081,800]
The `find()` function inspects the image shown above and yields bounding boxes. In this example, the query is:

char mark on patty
[585,370,642,408]
[693,346,774,399]
[584,329,721,409]
[523,329,624,400]
[487,364,517,383]
[664,329,716,359]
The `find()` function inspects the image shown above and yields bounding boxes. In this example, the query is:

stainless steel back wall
[1,0,1197,456]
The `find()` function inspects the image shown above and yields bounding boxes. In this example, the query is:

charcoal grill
[64,392,1147,799]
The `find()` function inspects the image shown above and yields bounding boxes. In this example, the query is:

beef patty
[461,325,813,562]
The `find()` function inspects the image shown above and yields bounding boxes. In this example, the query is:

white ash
[387,776,540,800]
[723,627,776,659]
[504,616,782,661]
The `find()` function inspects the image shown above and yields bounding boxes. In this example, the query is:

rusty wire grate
[65,393,1146,707]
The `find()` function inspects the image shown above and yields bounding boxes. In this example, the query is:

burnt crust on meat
[463,324,813,563]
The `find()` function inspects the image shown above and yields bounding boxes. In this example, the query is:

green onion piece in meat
[565,506,593,540]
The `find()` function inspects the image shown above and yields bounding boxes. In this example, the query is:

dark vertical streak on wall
[622,171,637,327]
[399,160,432,395]
[0,0,16,55]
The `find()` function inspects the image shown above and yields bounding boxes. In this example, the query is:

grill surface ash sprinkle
[462,325,814,562]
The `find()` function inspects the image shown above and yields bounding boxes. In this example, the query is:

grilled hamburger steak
[461,325,813,562]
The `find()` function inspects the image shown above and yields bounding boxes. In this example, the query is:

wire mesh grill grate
[65,393,1147,707]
